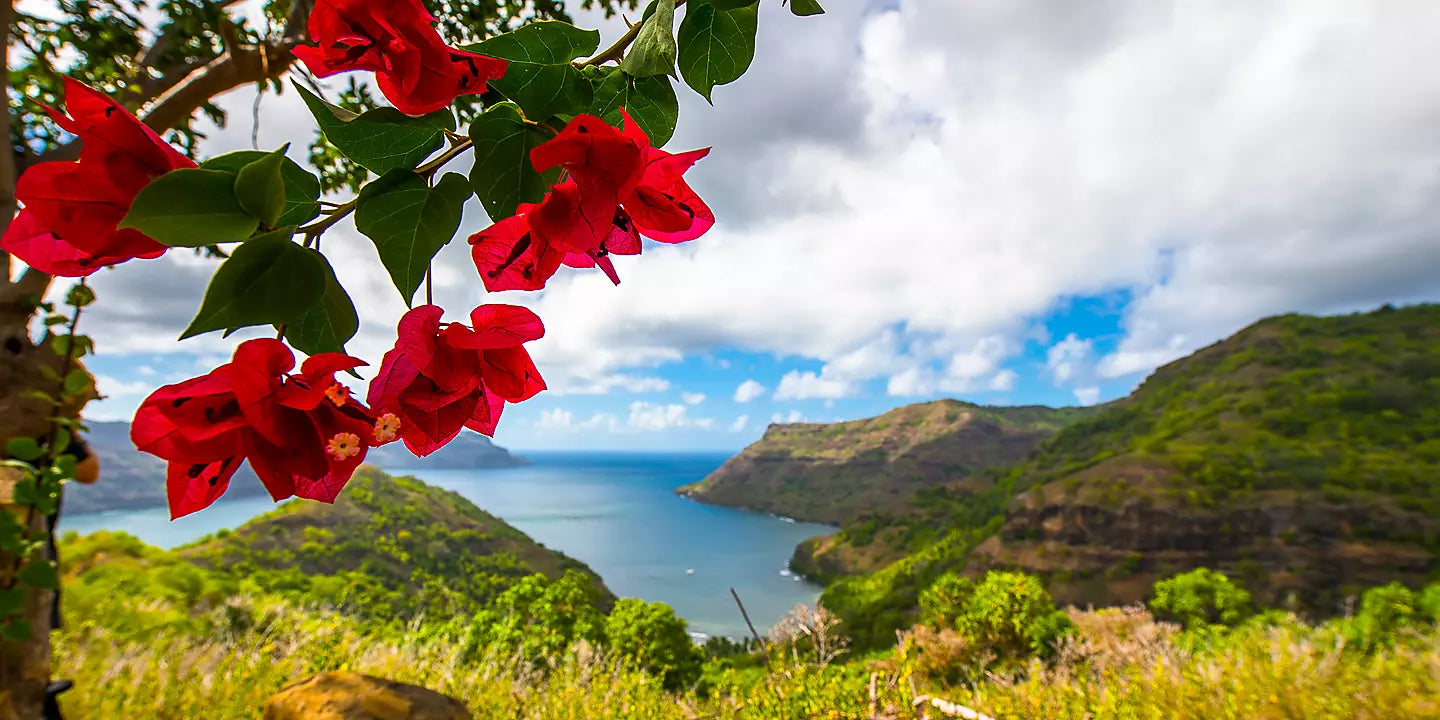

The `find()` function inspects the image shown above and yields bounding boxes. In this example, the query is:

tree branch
[579,0,686,68]
[2,0,18,284]
[7,0,316,303]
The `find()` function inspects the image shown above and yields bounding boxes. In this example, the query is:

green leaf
[62,369,91,398]
[677,0,759,103]
[621,0,677,78]
[468,102,562,220]
[294,82,452,175]
[202,150,322,227]
[65,283,95,308]
[1,618,32,642]
[788,0,825,16]
[233,146,288,228]
[285,253,358,356]
[120,168,258,247]
[180,229,326,339]
[16,559,58,590]
[356,171,472,306]
[589,70,679,147]
[0,587,24,618]
[5,437,41,462]
[713,0,759,9]
[469,21,600,121]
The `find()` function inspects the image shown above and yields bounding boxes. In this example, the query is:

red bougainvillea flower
[132,339,396,519]
[620,113,715,244]
[367,304,546,456]
[0,78,193,276]
[293,0,506,116]
[469,110,711,290]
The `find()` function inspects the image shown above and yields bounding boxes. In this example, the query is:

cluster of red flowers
[136,303,546,517]
[292,0,507,116]
[4,0,716,518]
[133,340,385,517]
[0,78,192,276]
[469,112,713,290]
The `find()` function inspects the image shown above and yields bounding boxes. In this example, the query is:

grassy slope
[181,467,611,618]
[55,541,1440,719]
[824,304,1440,646]
[679,400,1090,526]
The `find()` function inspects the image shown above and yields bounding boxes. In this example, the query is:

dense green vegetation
[1027,304,1440,509]
[181,468,610,620]
[817,304,1440,645]
[55,538,1440,718]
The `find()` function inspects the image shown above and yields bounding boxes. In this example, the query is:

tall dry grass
[54,600,1440,719]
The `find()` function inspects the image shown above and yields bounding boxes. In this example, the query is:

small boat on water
[686,568,695,575]
[779,568,793,577]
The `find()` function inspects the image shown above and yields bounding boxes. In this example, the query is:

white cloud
[537,408,575,428]
[549,374,672,396]
[733,379,766,403]
[729,414,749,432]
[773,370,857,401]
[769,410,807,425]
[536,408,620,431]
[1074,386,1102,406]
[883,336,1014,396]
[1046,333,1094,385]
[989,369,1019,392]
[627,402,714,431]
[681,392,706,405]
[85,375,156,421]
[69,0,1440,433]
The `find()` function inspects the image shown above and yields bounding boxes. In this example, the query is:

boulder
[263,672,470,720]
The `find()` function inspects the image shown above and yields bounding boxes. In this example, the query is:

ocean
[58,451,835,639]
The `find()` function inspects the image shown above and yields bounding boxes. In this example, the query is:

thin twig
[297,138,474,237]
[577,0,688,68]
[3,281,86,588]
[729,586,771,671]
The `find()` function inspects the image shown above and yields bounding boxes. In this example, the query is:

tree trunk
[0,494,53,720]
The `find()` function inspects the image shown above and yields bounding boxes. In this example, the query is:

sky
[47,0,1440,452]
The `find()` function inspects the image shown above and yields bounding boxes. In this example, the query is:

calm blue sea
[58,452,835,639]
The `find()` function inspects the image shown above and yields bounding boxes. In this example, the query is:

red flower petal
[458,304,545,349]
[469,212,564,292]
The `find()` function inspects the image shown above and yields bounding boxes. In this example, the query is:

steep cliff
[678,400,1089,525]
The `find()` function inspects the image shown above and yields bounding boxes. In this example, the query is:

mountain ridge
[677,399,1093,526]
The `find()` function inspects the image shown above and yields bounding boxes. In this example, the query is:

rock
[263,672,470,720]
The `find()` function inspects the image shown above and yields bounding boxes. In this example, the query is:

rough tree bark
[0,3,313,716]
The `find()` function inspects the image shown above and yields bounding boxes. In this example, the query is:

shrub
[603,598,702,690]
[1149,568,1253,629]
[919,573,975,628]
[462,571,605,664]
[916,571,1074,674]
[1343,582,1420,652]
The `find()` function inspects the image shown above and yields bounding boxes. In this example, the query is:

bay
[58,451,834,639]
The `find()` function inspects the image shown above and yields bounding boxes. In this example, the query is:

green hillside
[679,400,1091,525]
[181,467,611,619]
[822,304,1440,646]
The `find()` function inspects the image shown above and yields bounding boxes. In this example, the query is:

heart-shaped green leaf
[356,170,472,305]
[121,169,258,247]
[181,229,326,339]
[468,102,563,220]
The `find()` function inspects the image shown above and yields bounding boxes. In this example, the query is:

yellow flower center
[325,432,362,460]
[325,383,351,407]
[373,413,402,443]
